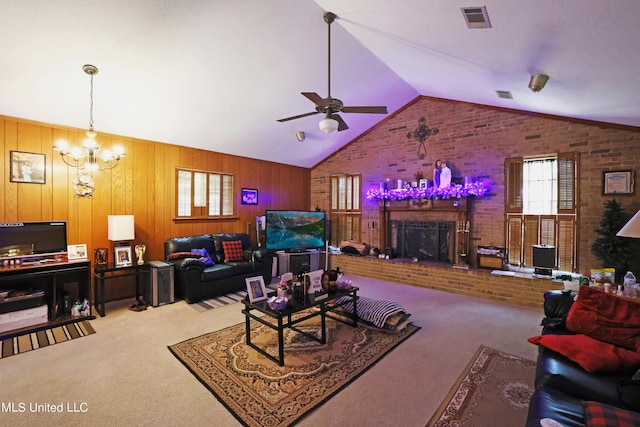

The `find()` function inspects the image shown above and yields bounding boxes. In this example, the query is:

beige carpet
[0,275,543,426]
[169,312,420,427]
[0,320,95,359]
[427,345,536,427]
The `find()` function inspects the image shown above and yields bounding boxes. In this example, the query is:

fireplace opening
[391,220,455,263]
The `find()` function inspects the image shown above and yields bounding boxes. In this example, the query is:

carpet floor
[0,320,96,359]
[427,345,536,427]
[169,311,420,427]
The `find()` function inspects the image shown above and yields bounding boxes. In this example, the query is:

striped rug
[0,320,96,359]
[191,284,279,312]
[191,291,248,312]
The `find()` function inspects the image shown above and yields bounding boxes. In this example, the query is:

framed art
[304,269,324,294]
[115,246,133,267]
[94,247,109,265]
[67,244,88,260]
[241,188,258,205]
[246,276,268,303]
[603,170,634,195]
[10,151,46,184]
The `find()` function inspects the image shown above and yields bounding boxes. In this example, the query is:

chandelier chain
[88,72,94,132]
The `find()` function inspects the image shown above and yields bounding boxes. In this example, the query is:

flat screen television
[0,221,68,260]
[265,210,325,252]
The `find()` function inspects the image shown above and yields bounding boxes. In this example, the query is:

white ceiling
[1,1,639,168]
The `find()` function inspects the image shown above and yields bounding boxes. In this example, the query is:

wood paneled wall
[1,115,310,300]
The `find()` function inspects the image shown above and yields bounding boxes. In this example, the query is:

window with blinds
[505,152,579,272]
[330,174,361,246]
[176,168,235,219]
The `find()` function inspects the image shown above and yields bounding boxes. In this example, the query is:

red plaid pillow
[583,400,640,427]
[222,240,244,262]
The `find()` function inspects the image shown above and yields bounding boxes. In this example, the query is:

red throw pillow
[582,400,640,427]
[528,333,640,373]
[221,240,244,262]
[566,285,640,350]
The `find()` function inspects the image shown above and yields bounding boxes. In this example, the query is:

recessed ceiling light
[461,6,491,29]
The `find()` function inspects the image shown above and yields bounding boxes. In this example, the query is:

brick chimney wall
[311,96,640,274]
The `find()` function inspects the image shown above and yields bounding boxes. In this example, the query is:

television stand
[0,260,92,339]
[277,250,320,276]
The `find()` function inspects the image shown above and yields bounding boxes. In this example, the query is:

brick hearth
[329,254,562,308]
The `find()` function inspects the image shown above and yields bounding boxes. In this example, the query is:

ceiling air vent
[461,6,491,29]
[496,90,513,100]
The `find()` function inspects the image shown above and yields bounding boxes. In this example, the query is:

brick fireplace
[380,198,470,265]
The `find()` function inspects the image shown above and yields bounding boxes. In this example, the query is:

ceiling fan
[277,11,388,133]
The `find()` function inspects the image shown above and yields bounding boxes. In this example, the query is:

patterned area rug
[169,313,420,427]
[0,320,96,359]
[427,345,536,427]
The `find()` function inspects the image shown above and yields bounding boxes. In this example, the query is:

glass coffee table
[241,287,359,366]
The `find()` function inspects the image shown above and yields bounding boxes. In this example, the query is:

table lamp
[108,215,135,264]
[617,210,640,238]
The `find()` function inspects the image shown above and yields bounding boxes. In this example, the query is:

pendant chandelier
[54,65,125,174]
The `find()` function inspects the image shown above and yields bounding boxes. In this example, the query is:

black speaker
[289,253,311,275]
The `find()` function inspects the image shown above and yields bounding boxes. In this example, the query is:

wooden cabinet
[0,260,92,339]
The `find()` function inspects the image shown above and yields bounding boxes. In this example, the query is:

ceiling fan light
[319,117,339,133]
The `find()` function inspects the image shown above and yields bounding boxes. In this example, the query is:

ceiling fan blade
[277,111,320,122]
[341,106,388,114]
[302,92,329,108]
[331,114,349,131]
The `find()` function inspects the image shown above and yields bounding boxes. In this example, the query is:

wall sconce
[529,73,550,92]
[295,131,305,142]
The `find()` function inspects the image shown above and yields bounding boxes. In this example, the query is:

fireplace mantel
[382,197,468,212]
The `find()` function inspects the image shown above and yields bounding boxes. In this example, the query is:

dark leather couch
[164,233,273,303]
[526,289,640,426]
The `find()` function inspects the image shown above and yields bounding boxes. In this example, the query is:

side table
[93,263,150,317]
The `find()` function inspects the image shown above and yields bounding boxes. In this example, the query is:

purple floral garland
[366,181,490,201]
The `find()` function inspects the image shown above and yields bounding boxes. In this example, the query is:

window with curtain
[505,152,579,272]
[176,168,235,219]
[330,174,361,246]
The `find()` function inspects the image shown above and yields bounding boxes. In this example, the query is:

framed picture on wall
[603,170,634,195]
[241,188,258,205]
[10,151,46,184]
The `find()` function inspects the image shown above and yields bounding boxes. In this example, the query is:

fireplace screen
[391,220,455,263]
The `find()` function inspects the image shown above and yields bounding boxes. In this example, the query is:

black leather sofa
[526,289,640,426]
[164,233,273,303]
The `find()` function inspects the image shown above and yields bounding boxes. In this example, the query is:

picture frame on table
[94,247,109,265]
[305,269,324,294]
[246,276,268,303]
[67,244,88,260]
[115,246,133,267]
[602,170,634,195]
[10,151,46,184]
[241,188,258,205]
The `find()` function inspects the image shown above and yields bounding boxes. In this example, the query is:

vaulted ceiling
[1,1,638,168]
